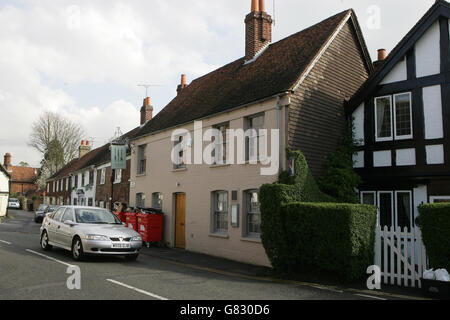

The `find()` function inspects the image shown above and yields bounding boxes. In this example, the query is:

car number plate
[112,243,131,249]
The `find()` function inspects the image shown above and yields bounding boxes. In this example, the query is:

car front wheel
[72,237,85,261]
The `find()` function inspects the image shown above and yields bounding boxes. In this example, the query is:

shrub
[282,202,376,280]
[277,149,335,203]
[260,149,334,272]
[419,203,450,270]
[318,119,361,203]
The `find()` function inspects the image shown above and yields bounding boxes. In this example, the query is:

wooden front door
[175,194,186,249]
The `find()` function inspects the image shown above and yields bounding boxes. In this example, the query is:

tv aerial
[137,84,163,97]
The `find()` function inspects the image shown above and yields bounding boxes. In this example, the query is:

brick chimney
[79,140,91,158]
[3,153,11,171]
[177,74,188,95]
[245,0,272,62]
[373,48,387,69]
[140,97,154,125]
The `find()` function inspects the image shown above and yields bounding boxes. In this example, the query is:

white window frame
[394,190,413,231]
[212,122,230,165]
[152,192,163,209]
[375,95,393,142]
[114,169,122,184]
[212,191,228,234]
[360,191,376,205]
[244,189,261,238]
[100,168,106,185]
[137,144,147,175]
[377,191,394,228]
[393,92,413,140]
[430,196,450,203]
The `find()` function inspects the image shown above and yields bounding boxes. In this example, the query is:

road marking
[145,256,430,301]
[25,249,75,268]
[106,279,169,300]
[0,240,12,245]
[354,293,387,300]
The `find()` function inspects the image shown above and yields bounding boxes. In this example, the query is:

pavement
[0,209,431,301]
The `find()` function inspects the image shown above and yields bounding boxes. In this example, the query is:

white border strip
[0,239,12,245]
[106,279,169,300]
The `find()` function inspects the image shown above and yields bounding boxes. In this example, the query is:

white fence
[374,226,428,288]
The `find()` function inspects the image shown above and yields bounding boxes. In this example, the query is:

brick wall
[95,160,131,207]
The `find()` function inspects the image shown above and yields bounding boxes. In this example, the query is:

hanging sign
[111,144,127,170]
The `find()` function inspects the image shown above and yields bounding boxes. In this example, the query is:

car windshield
[48,206,58,212]
[75,208,121,224]
[38,205,47,210]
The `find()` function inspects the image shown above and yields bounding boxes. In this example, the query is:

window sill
[172,167,187,172]
[209,233,229,239]
[136,173,147,177]
[241,236,261,243]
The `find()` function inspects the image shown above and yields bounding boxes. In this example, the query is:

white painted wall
[380,57,407,84]
[426,144,445,164]
[352,103,364,145]
[0,170,9,217]
[373,150,392,167]
[0,171,9,192]
[396,148,416,166]
[423,85,443,139]
[415,21,441,78]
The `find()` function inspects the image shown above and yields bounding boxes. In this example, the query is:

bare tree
[29,111,84,176]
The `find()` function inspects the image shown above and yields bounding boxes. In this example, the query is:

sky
[0,0,438,167]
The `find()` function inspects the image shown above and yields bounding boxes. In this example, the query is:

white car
[8,198,20,209]
[40,206,142,261]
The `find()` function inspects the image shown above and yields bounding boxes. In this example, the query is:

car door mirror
[64,220,77,226]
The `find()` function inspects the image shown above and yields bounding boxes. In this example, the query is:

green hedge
[260,149,376,280]
[282,202,376,280]
[419,203,450,270]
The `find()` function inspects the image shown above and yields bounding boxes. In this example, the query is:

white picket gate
[374,226,428,288]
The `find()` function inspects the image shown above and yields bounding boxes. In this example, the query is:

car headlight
[86,235,109,241]
[131,236,142,241]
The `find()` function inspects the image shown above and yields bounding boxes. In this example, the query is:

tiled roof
[48,127,141,180]
[9,166,38,183]
[134,9,365,139]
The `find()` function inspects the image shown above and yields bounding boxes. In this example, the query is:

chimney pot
[251,0,259,12]
[377,49,387,61]
[177,74,188,95]
[79,140,91,158]
[259,0,265,12]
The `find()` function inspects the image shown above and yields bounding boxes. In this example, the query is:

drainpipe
[276,92,290,175]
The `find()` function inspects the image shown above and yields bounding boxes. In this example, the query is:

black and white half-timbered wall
[347,0,450,232]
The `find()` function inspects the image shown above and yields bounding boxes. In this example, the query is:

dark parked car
[34,205,59,223]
